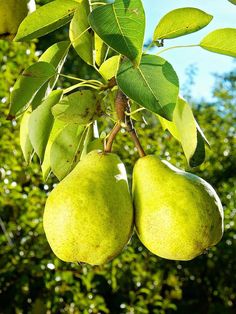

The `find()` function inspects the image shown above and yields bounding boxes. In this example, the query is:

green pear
[0,0,35,40]
[43,150,133,265]
[132,155,224,261]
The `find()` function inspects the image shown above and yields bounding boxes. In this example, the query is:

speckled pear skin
[43,151,133,265]
[132,155,224,261]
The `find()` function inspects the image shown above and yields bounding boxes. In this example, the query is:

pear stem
[104,122,121,153]
[104,90,146,157]
[125,102,146,158]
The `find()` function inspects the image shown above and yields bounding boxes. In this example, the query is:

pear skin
[43,150,133,265]
[132,155,224,261]
[0,0,35,40]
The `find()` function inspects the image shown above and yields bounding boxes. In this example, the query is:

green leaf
[31,41,70,109]
[39,41,70,73]
[200,28,236,58]
[158,97,207,166]
[69,0,93,65]
[99,55,121,81]
[50,124,87,180]
[41,119,68,180]
[95,34,108,67]
[153,8,213,40]
[116,54,179,120]
[89,0,145,66]
[20,108,33,163]
[8,62,56,118]
[52,90,103,124]
[14,0,79,41]
[28,90,63,162]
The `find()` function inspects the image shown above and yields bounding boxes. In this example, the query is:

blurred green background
[0,1,236,313]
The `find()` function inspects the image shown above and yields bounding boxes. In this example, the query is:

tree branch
[104,90,146,157]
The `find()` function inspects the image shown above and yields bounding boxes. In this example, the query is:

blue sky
[142,0,236,101]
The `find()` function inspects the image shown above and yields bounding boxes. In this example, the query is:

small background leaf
[200,28,236,58]
[89,0,145,66]
[153,7,213,40]
[117,54,179,120]
[29,90,63,162]
[14,0,79,41]
[9,62,56,118]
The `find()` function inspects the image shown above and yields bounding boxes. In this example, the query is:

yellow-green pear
[132,155,224,261]
[0,0,35,40]
[43,150,133,265]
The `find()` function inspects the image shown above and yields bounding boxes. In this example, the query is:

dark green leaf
[14,0,79,41]
[8,62,56,118]
[89,0,145,66]
[154,8,213,40]
[117,54,179,120]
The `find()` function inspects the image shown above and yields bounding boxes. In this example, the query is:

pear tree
[5,0,236,264]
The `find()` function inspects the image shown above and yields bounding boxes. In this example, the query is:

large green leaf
[158,97,207,166]
[69,0,93,65]
[200,28,236,58]
[228,0,236,5]
[20,108,33,163]
[14,0,79,41]
[31,41,70,109]
[89,0,145,66]
[116,54,179,120]
[52,90,103,124]
[8,62,56,118]
[153,8,213,40]
[50,124,87,180]
[28,90,63,162]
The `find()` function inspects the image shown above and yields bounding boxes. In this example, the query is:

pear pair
[43,151,223,265]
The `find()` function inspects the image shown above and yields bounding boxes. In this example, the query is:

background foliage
[0,1,236,312]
